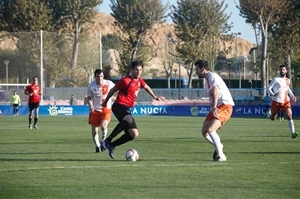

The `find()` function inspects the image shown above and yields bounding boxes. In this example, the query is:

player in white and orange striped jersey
[195,60,235,162]
[267,64,298,139]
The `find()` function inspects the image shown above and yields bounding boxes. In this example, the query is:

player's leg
[284,106,298,139]
[104,104,130,144]
[111,129,136,148]
[107,118,137,159]
[202,119,214,145]
[105,105,131,143]
[15,104,19,115]
[89,111,101,152]
[100,109,112,142]
[202,118,219,161]
[270,101,280,121]
[92,126,101,152]
[33,106,39,129]
[28,103,34,129]
[13,104,16,115]
[206,118,225,161]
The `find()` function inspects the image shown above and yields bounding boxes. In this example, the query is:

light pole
[248,79,253,96]
[233,32,241,79]
[3,60,10,90]
[227,61,232,88]
[173,69,178,89]
[253,63,258,88]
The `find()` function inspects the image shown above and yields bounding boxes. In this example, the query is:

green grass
[0,116,299,199]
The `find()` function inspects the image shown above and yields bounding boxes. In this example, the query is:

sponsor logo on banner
[190,106,210,116]
[48,106,73,116]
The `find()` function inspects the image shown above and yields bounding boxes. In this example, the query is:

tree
[0,0,104,87]
[269,0,300,88]
[48,0,103,70]
[0,0,52,32]
[110,0,168,75]
[172,0,229,88]
[239,0,289,96]
[102,33,122,50]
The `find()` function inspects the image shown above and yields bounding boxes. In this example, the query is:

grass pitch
[0,116,299,199]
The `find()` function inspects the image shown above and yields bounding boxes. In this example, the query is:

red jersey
[24,83,41,103]
[115,76,146,107]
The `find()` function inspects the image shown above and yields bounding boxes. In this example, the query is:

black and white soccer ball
[125,148,139,161]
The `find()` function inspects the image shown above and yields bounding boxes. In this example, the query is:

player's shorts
[271,100,291,114]
[89,108,112,127]
[112,103,137,129]
[205,104,233,125]
[28,102,40,111]
[12,104,19,108]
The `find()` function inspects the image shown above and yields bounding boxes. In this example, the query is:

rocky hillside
[0,12,256,78]
[90,13,256,77]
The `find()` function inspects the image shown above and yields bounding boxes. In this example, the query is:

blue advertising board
[0,104,299,117]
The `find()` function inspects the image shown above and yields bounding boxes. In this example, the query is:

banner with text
[1,105,299,117]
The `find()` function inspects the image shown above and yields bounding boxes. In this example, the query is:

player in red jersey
[101,60,165,159]
[24,76,41,129]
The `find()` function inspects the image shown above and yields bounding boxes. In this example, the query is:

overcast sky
[98,0,256,44]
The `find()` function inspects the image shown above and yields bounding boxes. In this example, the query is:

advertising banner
[1,104,299,117]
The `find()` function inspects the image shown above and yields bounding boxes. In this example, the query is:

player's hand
[292,96,297,102]
[90,106,95,113]
[210,107,219,117]
[155,96,165,101]
[29,93,33,96]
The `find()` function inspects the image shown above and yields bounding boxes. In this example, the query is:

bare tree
[239,0,289,96]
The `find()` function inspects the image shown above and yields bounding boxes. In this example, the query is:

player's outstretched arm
[144,85,165,101]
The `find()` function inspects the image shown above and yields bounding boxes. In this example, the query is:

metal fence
[1,87,299,106]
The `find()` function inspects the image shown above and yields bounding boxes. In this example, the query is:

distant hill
[89,13,256,77]
[0,12,256,78]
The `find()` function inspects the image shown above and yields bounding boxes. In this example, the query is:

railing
[1,87,299,105]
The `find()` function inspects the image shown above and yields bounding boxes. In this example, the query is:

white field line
[1,161,299,172]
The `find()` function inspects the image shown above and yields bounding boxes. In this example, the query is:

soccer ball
[125,148,139,161]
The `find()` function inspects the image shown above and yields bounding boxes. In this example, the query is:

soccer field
[0,116,299,198]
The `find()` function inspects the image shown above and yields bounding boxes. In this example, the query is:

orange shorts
[205,104,233,125]
[88,108,112,127]
[271,100,291,114]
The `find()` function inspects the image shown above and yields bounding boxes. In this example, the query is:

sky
[98,0,256,44]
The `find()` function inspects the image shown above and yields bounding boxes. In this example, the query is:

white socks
[93,133,100,147]
[209,131,224,155]
[102,129,107,141]
[205,134,214,145]
[288,120,295,134]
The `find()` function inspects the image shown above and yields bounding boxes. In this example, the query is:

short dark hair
[130,60,144,69]
[279,64,287,70]
[194,60,209,71]
[94,69,104,77]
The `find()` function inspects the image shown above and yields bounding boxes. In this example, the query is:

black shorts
[112,103,137,129]
[28,102,40,111]
[12,104,19,108]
